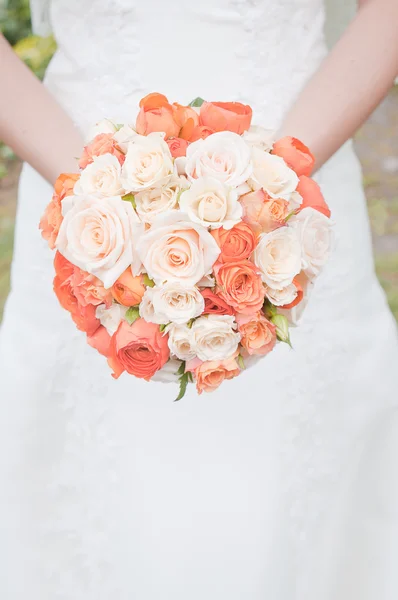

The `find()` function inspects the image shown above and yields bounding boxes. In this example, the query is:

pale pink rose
[71,267,113,307]
[79,133,125,170]
[240,189,290,234]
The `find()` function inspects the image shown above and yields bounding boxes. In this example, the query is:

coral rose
[40,173,79,249]
[136,92,180,139]
[201,289,234,315]
[71,268,113,307]
[166,137,189,158]
[53,275,77,314]
[297,176,331,218]
[111,269,146,306]
[235,312,276,356]
[54,251,75,281]
[79,133,125,170]
[108,319,170,380]
[172,103,200,140]
[214,260,266,315]
[280,277,304,309]
[200,101,252,135]
[211,222,256,263]
[71,303,100,336]
[186,354,241,394]
[272,136,315,177]
[240,189,290,235]
[189,125,215,142]
[87,325,112,357]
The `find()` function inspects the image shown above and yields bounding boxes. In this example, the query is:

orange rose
[87,325,111,357]
[235,312,276,356]
[136,92,180,139]
[199,101,252,135]
[297,175,331,218]
[272,136,315,177]
[189,125,215,142]
[71,267,113,308]
[211,222,256,263]
[240,189,290,234]
[280,277,304,309]
[172,103,200,140]
[111,269,146,306]
[108,319,170,380]
[54,251,75,281]
[53,274,78,314]
[39,173,79,249]
[79,133,125,169]
[201,289,235,316]
[214,260,265,315]
[166,137,189,158]
[71,303,100,337]
[187,354,241,394]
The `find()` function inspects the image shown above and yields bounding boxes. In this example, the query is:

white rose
[74,154,124,197]
[151,358,183,383]
[113,124,138,152]
[57,194,143,288]
[288,190,303,210]
[154,283,205,324]
[179,177,242,230]
[95,303,128,335]
[290,207,333,279]
[242,125,275,152]
[121,132,174,192]
[86,118,117,141]
[264,283,298,306]
[139,287,163,324]
[166,323,197,361]
[185,131,252,188]
[135,176,188,224]
[191,315,240,362]
[253,226,302,290]
[136,212,220,286]
[248,148,298,199]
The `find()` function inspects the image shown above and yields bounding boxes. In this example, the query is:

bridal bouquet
[40,93,332,399]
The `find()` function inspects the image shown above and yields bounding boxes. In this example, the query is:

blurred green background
[0,0,397,322]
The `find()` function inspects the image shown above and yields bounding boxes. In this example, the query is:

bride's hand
[279,0,398,171]
[0,34,84,184]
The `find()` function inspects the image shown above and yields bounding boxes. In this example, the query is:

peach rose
[79,133,125,170]
[240,189,290,235]
[201,289,234,316]
[111,269,146,306]
[200,101,252,135]
[40,173,79,249]
[211,222,256,263]
[172,103,200,140]
[272,136,315,177]
[189,125,215,142]
[297,176,331,218]
[136,92,180,139]
[166,137,189,158]
[71,303,100,336]
[214,260,265,314]
[53,274,77,314]
[87,325,112,357]
[71,267,113,308]
[186,354,241,394]
[235,312,276,356]
[108,319,170,380]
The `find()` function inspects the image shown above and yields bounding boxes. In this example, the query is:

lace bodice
[35,0,330,135]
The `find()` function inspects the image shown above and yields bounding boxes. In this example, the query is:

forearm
[279,0,398,170]
[0,34,83,184]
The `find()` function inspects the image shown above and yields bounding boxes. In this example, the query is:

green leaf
[188,97,205,108]
[263,300,277,319]
[237,354,245,370]
[174,373,189,402]
[125,306,140,325]
[271,314,293,348]
[159,323,169,333]
[177,361,186,376]
[142,274,155,288]
[122,193,136,209]
[187,371,194,383]
[186,318,195,329]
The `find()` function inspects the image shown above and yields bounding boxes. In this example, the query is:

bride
[1,0,398,598]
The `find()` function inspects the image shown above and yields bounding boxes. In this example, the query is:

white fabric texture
[1,1,398,599]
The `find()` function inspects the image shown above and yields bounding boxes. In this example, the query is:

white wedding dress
[1,1,398,598]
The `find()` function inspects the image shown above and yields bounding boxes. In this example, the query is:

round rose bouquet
[40,93,332,400]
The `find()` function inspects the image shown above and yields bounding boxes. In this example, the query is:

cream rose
[57,194,143,288]
[95,303,128,335]
[166,323,197,361]
[74,154,124,197]
[86,118,117,141]
[153,283,205,324]
[185,131,252,187]
[242,125,275,152]
[264,283,298,306]
[191,314,241,361]
[179,177,242,230]
[151,358,183,383]
[253,226,302,290]
[139,287,162,324]
[113,124,137,152]
[135,176,188,224]
[248,148,298,199]
[136,212,220,286]
[290,207,333,279]
[121,132,174,192]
